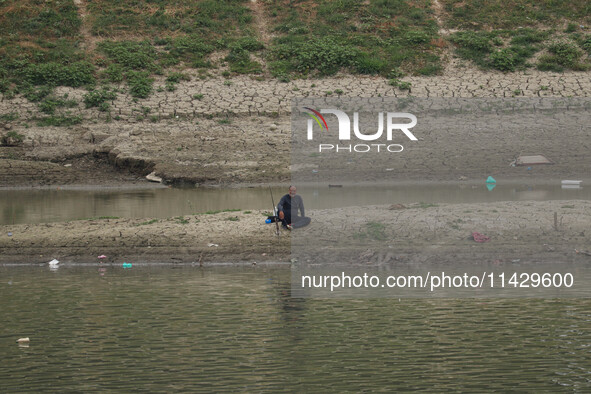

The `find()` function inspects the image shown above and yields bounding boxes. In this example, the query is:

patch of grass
[38,96,78,115]
[0,0,81,38]
[450,29,546,72]
[166,72,191,83]
[98,40,158,71]
[35,114,83,127]
[88,0,254,38]
[226,216,240,222]
[415,202,439,209]
[265,0,442,77]
[561,205,575,209]
[202,208,241,215]
[175,216,189,224]
[0,112,19,122]
[354,221,387,241]
[441,0,591,30]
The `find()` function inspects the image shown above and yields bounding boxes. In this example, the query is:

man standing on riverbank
[277,185,311,229]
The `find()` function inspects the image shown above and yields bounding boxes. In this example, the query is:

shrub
[490,48,518,72]
[103,64,124,82]
[83,88,117,109]
[19,61,95,87]
[269,37,359,76]
[125,71,153,98]
[547,42,582,67]
[98,41,157,70]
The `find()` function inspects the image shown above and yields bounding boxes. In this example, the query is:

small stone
[4,123,12,130]
[270,124,277,130]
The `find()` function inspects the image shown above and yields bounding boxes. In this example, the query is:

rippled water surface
[2,182,589,225]
[1,266,590,391]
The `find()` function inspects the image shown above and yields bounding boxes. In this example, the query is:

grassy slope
[0,0,590,118]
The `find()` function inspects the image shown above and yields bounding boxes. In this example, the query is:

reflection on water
[1,182,589,225]
[0,267,590,391]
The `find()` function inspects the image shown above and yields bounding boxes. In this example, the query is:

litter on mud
[470,232,491,243]
[515,155,553,166]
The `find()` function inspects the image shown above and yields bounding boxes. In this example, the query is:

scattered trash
[527,166,532,171]
[486,183,496,192]
[311,169,319,173]
[122,262,132,268]
[64,164,72,167]
[328,184,343,188]
[265,218,272,224]
[458,176,468,181]
[562,180,582,185]
[48,259,59,267]
[207,243,219,247]
[98,255,107,259]
[17,337,30,343]
[471,232,491,243]
[511,259,521,263]
[146,171,163,183]
[385,168,394,171]
[7,232,12,237]
[486,176,496,184]
[575,249,591,256]
[515,155,552,166]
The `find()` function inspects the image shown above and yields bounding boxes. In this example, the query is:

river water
[1,266,590,391]
[1,181,589,225]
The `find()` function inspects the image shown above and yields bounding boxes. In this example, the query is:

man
[277,185,311,229]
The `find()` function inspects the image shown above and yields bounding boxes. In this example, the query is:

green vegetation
[1,0,591,111]
[83,88,118,111]
[87,0,254,38]
[137,219,159,226]
[0,113,19,122]
[38,96,78,115]
[35,114,83,127]
[538,42,589,72]
[1,131,24,146]
[354,221,387,241]
[265,0,442,77]
[415,202,438,209]
[441,0,591,30]
[175,216,189,224]
[202,208,241,215]
[450,29,552,72]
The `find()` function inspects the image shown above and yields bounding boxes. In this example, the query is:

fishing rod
[269,186,280,236]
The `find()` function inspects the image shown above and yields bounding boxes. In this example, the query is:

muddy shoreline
[2,201,590,265]
[1,71,590,263]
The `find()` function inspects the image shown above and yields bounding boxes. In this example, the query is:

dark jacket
[277,194,305,217]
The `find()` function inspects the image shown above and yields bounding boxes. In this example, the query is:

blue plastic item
[265,218,272,224]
